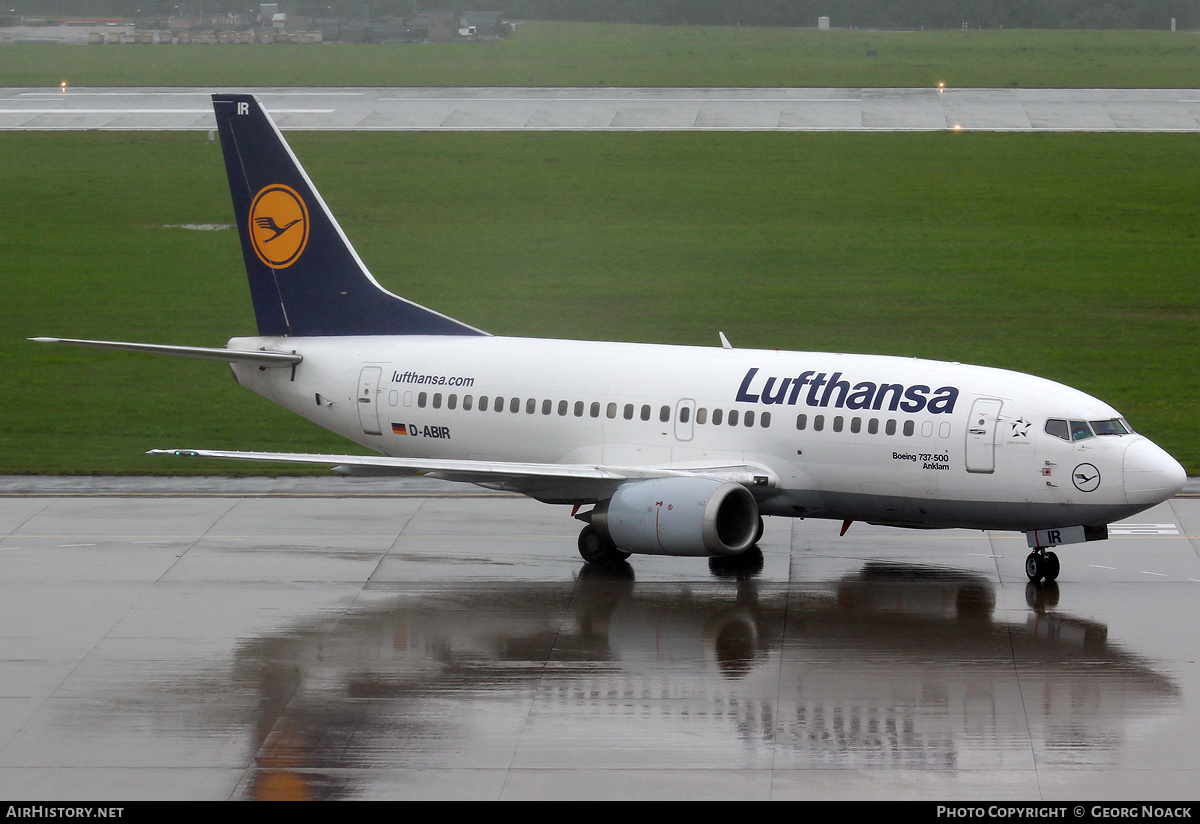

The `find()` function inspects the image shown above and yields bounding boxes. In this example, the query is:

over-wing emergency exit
[33,95,1187,580]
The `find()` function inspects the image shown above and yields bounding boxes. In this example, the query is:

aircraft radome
[33,94,1187,581]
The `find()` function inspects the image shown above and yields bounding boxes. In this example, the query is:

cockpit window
[1044,419,1070,441]
[1046,417,1131,442]
[1069,420,1094,441]
[1091,418,1130,436]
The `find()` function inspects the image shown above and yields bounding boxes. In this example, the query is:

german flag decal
[248,183,309,269]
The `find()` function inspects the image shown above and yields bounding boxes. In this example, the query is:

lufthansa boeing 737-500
[33,94,1187,581]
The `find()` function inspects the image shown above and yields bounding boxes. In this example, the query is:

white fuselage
[229,334,1182,533]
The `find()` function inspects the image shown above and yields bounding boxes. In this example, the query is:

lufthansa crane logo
[248,184,309,269]
[1072,463,1101,493]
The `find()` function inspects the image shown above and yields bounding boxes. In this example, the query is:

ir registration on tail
[34,94,1187,580]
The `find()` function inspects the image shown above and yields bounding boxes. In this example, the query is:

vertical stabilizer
[212,94,486,337]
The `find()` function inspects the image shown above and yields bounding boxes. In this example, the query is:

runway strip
[2,87,1199,131]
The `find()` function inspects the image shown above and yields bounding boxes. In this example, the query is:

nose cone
[1123,438,1187,506]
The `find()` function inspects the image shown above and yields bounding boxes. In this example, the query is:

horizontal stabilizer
[31,338,301,367]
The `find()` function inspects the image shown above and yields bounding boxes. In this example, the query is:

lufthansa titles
[736,367,959,415]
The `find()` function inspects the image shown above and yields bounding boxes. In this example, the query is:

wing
[147,448,777,504]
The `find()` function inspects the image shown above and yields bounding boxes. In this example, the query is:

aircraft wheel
[753,515,765,545]
[1024,552,1044,582]
[578,524,629,564]
[1042,551,1060,582]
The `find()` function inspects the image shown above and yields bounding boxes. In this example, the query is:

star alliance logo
[248,183,309,269]
[1009,418,1031,438]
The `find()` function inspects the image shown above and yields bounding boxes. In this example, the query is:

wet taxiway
[2,87,1200,131]
[0,478,1197,799]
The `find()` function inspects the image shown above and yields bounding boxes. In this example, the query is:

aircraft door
[965,397,1003,473]
[357,366,383,436]
[674,399,696,442]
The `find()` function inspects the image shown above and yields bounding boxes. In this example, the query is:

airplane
[33,94,1188,581]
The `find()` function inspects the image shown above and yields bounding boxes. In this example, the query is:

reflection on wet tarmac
[230,561,1177,800]
[2,493,1194,799]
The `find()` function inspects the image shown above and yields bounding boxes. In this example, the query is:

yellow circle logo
[248,184,309,269]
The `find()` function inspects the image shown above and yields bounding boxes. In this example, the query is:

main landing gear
[1024,548,1060,583]
[577,524,632,565]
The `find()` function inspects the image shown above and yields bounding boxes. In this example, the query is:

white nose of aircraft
[1123,438,1187,506]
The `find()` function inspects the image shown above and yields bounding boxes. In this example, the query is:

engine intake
[591,477,760,557]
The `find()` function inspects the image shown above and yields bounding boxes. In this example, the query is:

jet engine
[587,477,760,557]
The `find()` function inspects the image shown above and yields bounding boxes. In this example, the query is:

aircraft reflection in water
[217,562,1178,800]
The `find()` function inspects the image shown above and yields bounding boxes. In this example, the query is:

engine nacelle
[591,477,760,557]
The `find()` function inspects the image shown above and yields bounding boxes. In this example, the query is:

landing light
[60,81,67,92]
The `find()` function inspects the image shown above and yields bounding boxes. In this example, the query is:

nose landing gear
[1025,548,1060,582]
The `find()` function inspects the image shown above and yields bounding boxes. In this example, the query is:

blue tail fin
[212,94,486,338]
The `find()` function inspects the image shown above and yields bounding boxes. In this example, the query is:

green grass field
[2,129,1197,475]
[3,23,1200,88]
